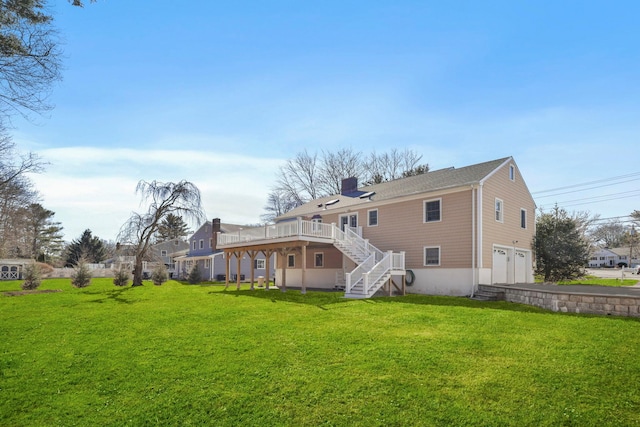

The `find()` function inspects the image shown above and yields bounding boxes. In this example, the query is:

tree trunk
[132,261,144,286]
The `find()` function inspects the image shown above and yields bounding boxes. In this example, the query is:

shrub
[35,262,54,278]
[21,263,42,290]
[187,263,202,284]
[151,264,169,286]
[71,261,92,288]
[113,266,131,287]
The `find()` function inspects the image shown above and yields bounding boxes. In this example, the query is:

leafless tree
[118,180,206,286]
[266,147,428,219]
[318,148,364,195]
[276,149,320,205]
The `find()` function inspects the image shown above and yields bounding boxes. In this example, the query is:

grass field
[1,278,640,426]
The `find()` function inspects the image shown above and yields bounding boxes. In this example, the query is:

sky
[12,0,640,241]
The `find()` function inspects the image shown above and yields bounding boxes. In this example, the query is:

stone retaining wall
[479,285,640,318]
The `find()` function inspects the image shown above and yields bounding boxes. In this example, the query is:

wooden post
[248,250,258,290]
[301,244,307,294]
[236,251,242,290]
[264,249,271,290]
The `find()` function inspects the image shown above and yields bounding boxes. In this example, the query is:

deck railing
[218,219,337,246]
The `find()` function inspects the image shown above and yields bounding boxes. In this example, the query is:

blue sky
[14,1,640,241]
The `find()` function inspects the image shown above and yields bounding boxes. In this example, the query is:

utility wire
[531,171,640,195]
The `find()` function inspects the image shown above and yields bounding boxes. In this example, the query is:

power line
[534,177,640,199]
[531,171,640,195]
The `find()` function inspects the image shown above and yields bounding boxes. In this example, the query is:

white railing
[345,254,375,293]
[217,219,336,246]
[216,218,406,298]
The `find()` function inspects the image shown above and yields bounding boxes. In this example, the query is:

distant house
[589,247,639,268]
[174,219,274,282]
[216,156,536,298]
[150,238,189,277]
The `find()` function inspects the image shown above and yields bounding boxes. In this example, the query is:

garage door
[493,248,508,284]
[515,250,527,283]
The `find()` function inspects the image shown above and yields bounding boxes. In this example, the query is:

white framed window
[424,246,440,266]
[199,239,204,249]
[314,252,324,268]
[254,259,265,269]
[368,209,378,227]
[287,254,295,268]
[209,238,212,248]
[424,198,441,223]
[192,241,196,250]
[495,198,504,223]
[160,250,167,257]
[520,208,527,229]
[509,164,516,181]
[204,259,210,268]
[312,217,322,232]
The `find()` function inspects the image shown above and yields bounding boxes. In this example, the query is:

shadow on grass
[212,287,353,310]
[211,287,640,321]
[83,286,138,305]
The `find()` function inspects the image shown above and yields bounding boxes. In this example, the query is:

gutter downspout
[471,185,476,298]
[478,182,484,287]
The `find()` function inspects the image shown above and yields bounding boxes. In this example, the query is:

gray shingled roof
[278,157,512,220]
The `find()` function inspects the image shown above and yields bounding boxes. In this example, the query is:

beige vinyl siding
[305,245,342,269]
[481,161,536,268]
[359,189,474,270]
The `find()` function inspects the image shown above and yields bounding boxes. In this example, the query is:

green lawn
[1,279,639,426]
[536,275,640,287]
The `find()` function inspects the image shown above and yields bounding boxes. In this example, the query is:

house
[150,238,189,277]
[216,156,536,298]
[174,219,274,283]
[589,247,639,268]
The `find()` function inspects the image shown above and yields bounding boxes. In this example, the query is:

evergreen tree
[25,203,64,262]
[534,206,590,282]
[21,262,41,290]
[65,229,107,266]
[71,259,92,288]
[187,263,202,284]
[151,264,168,286]
[156,213,190,242]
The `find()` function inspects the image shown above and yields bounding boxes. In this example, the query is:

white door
[340,214,358,231]
[493,248,508,284]
[515,250,527,283]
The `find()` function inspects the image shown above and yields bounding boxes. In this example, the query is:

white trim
[495,198,504,223]
[287,254,295,268]
[423,198,442,223]
[424,246,441,266]
[520,208,527,229]
[509,164,516,181]
[314,252,324,268]
[367,208,379,227]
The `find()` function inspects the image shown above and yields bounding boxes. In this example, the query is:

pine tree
[65,229,107,266]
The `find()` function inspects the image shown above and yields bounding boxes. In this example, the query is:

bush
[21,263,42,290]
[113,266,131,287]
[71,261,92,288]
[35,262,54,278]
[187,264,202,284]
[151,264,168,286]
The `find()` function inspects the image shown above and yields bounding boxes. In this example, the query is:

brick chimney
[341,177,358,195]
[212,218,221,251]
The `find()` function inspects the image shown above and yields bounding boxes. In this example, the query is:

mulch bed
[3,289,62,297]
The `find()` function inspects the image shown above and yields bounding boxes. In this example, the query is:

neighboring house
[150,238,189,277]
[174,219,274,282]
[217,156,536,298]
[589,247,639,268]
